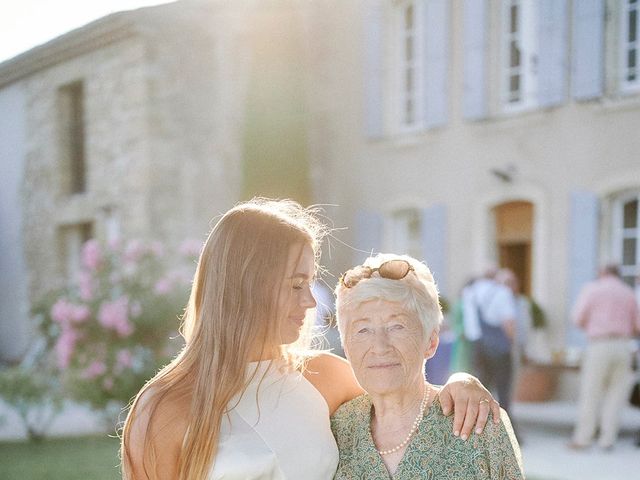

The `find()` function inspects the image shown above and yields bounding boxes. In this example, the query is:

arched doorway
[494,201,556,401]
[493,201,533,296]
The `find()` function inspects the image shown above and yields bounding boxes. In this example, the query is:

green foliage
[0,357,63,442]
[529,298,547,329]
[439,296,450,314]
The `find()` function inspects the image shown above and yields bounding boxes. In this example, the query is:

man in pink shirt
[570,264,640,449]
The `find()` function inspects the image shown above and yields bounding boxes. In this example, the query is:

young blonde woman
[121,198,500,480]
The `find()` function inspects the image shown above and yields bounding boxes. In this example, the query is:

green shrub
[0,358,63,442]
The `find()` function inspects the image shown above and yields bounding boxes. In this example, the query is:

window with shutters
[388,208,422,259]
[501,0,538,111]
[621,0,640,92]
[394,0,426,131]
[612,192,640,286]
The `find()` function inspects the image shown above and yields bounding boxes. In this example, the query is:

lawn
[0,435,556,480]
[0,435,121,480]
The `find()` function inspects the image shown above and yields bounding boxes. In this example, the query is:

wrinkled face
[342,299,437,395]
[277,243,317,345]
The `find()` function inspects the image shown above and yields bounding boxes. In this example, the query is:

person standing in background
[570,264,640,450]
[495,269,532,366]
[463,268,517,417]
[450,278,477,373]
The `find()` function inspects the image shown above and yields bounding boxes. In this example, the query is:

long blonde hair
[121,198,325,479]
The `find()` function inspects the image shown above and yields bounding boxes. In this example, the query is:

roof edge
[0,11,140,89]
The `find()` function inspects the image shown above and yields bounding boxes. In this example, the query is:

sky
[0,0,173,64]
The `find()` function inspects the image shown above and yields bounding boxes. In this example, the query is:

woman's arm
[305,353,501,441]
[438,372,501,440]
[304,353,364,415]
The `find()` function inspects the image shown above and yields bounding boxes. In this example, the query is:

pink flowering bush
[32,238,200,411]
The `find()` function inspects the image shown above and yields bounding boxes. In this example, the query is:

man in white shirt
[463,268,517,415]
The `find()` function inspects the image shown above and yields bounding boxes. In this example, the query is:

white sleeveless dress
[208,361,339,480]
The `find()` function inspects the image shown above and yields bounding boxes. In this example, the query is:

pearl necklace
[374,384,431,456]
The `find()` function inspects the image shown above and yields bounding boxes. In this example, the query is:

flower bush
[32,238,199,411]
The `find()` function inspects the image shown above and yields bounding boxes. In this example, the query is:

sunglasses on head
[339,259,415,288]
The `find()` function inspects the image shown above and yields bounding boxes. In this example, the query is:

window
[58,222,93,283]
[621,0,640,92]
[58,81,86,194]
[501,0,537,110]
[388,208,422,259]
[394,0,425,131]
[612,192,640,286]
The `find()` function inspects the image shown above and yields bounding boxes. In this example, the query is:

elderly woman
[331,254,524,479]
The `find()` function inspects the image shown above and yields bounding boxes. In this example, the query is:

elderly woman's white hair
[334,253,443,340]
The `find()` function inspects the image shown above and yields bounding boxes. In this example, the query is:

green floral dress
[331,394,524,479]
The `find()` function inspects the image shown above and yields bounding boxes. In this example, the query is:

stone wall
[2,1,318,359]
[135,2,248,244]
[21,34,151,300]
[19,2,254,305]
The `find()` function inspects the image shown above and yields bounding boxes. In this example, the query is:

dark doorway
[494,201,533,296]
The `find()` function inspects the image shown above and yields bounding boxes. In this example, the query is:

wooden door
[494,201,533,296]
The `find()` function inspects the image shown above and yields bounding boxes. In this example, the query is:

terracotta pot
[514,365,558,402]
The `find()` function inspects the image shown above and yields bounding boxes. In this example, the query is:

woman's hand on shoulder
[126,389,189,480]
[438,372,501,440]
[304,352,364,415]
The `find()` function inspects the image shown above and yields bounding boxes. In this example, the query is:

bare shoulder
[126,388,189,479]
[303,352,364,415]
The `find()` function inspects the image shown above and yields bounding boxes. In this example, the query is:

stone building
[2,0,639,368]
[0,0,313,362]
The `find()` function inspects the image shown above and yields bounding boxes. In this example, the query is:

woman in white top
[121,198,500,480]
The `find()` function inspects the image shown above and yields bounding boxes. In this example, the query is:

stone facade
[22,34,151,298]
[17,2,268,301]
[0,1,258,360]
[0,0,320,362]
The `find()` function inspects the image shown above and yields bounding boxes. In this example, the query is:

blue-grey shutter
[567,190,600,346]
[537,0,568,107]
[423,0,449,128]
[421,204,448,297]
[571,0,604,100]
[354,209,384,264]
[462,0,487,120]
[364,1,384,138]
